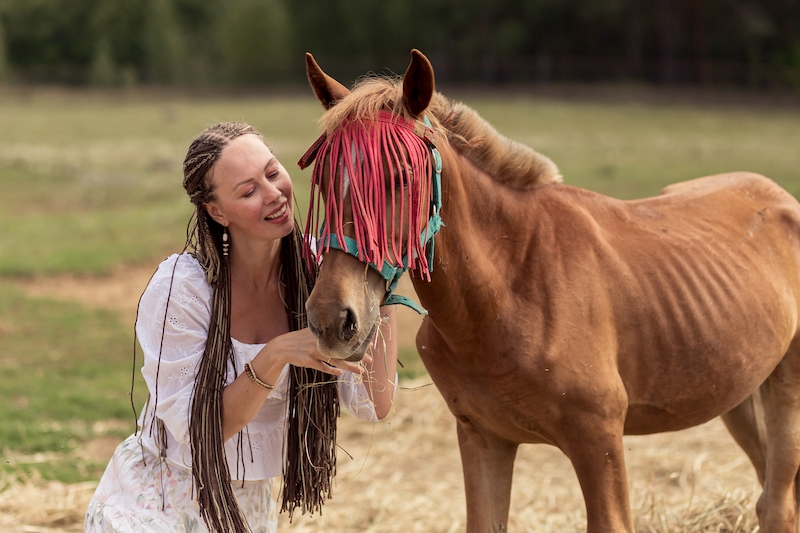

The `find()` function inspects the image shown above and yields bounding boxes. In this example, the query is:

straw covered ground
[0,378,761,533]
[1,271,762,533]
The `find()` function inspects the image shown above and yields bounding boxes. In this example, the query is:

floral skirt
[84,434,279,533]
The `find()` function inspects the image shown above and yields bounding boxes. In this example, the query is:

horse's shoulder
[532,183,626,215]
[525,184,630,241]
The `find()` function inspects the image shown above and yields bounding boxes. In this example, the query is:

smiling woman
[203,135,295,249]
[83,122,399,533]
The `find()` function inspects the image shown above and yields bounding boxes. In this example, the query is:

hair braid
[178,122,338,532]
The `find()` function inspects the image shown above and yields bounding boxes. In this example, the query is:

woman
[85,122,398,533]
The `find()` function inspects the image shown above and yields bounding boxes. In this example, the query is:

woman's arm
[361,306,398,419]
[221,328,363,441]
[222,307,398,440]
[137,255,213,444]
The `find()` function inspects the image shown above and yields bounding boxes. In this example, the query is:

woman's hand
[222,327,367,441]
[256,327,366,379]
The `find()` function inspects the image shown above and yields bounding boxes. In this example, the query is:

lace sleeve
[337,373,377,421]
[337,371,398,422]
[137,254,212,445]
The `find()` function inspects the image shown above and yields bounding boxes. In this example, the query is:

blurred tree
[2,0,96,83]
[90,0,147,85]
[0,0,797,87]
[143,0,188,84]
[284,0,390,81]
[89,38,116,86]
[0,13,10,82]
[172,0,221,84]
[217,0,292,84]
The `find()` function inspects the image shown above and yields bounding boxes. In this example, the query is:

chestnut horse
[302,49,800,532]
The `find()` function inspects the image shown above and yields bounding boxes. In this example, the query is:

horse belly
[619,267,798,434]
[623,362,770,436]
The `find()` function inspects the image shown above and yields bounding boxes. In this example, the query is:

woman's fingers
[322,357,363,376]
[273,328,370,376]
[314,360,345,376]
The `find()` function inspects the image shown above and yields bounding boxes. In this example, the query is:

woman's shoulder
[152,253,206,281]
[141,253,211,306]
[135,253,213,360]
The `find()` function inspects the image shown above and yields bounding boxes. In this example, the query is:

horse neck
[410,150,536,324]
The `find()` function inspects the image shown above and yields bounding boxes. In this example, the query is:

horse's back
[659,171,791,202]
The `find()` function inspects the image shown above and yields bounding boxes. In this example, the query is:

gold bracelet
[243,362,275,391]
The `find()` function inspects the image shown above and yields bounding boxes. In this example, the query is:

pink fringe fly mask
[299,111,443,315]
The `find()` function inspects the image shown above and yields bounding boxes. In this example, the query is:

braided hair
[181,122,339,532]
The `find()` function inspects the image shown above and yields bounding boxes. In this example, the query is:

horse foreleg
[755,344,800,533]
[559,417,633,533]
[456,420,519,533]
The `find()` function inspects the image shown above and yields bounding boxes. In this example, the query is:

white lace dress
[85,254,381,533]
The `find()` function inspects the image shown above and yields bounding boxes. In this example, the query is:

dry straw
[0,380,763,532]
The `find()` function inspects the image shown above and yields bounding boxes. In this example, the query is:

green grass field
[1,86,799,484]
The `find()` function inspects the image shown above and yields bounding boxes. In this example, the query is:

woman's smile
[265,203,288,222]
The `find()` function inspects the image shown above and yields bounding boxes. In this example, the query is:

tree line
[0,0,798,88]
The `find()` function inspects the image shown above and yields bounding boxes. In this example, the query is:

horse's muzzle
[307,300,378,362]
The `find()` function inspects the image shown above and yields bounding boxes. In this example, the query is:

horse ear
[306,52,351,110]
[402,49,435,118]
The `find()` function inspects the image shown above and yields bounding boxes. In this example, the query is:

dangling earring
[222,227,229,257]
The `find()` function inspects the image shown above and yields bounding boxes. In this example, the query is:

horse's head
[300,50,442,361]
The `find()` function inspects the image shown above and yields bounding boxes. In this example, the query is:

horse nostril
[337,308,358,342]
[309,322,322,338]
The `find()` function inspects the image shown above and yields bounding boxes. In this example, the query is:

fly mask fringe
[307,113,435,279]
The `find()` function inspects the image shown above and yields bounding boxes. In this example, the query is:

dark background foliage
[0,0,798,88]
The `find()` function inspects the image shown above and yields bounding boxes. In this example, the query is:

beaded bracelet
[244,362,275,391]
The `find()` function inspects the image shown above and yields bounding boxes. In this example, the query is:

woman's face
[203,134,294,245]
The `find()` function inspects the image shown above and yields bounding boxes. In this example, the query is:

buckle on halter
[413,121,438,147]
[297,132,327,170]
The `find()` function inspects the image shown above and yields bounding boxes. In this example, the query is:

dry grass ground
[2,270,761,532]
[0,380,761,533]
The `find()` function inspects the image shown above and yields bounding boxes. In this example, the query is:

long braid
[189,253,249,532]
[184,123,254,532]
[280,223,339,519]
[181,123,339,532]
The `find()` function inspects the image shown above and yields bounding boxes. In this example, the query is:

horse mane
[319,76,562,189]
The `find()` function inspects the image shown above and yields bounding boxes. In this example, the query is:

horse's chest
[416,323,568,444]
